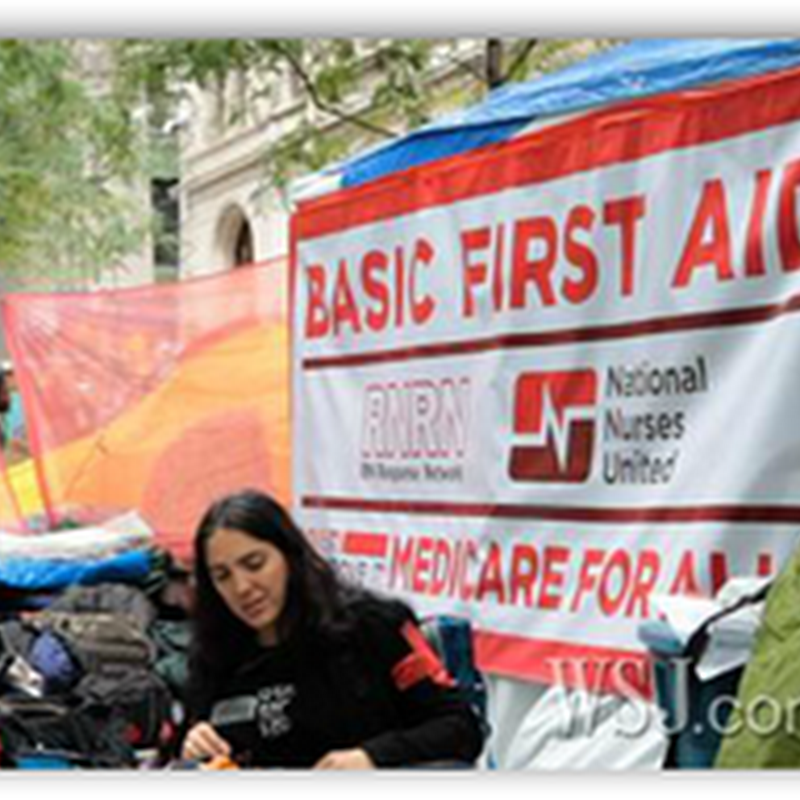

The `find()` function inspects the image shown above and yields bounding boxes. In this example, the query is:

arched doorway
[216,204,256,269]
[233,217,254,267]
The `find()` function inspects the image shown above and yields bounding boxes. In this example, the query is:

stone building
[176,40,480,277]
[174,40,612,279]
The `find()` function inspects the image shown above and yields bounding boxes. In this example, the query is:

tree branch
[501,39,538,84]
[437,44,487,84]
[272,41,398,139]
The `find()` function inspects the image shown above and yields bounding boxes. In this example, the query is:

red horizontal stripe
[295,66,800,241]
[302,292,800,371]
[474,630,653,699]
[342,531,389,558]
[301,496,800,525]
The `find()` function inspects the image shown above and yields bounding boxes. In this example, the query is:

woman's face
[206,527,290,645]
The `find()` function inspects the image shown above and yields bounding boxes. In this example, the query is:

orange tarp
[3,260,290,559]
[0,445,24,531]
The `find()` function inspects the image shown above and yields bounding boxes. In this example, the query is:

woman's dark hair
[187,489,358,717]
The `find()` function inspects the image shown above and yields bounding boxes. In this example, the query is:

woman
[181,489,485,769]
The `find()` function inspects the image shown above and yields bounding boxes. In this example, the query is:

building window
[152,178,180,269]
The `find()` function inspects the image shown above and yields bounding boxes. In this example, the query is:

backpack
[74,668,175,749]
[421,615,489,735]
[30,611,155,675]
[46,583,156,628]
[25,585,174,751]
[0,695,136,769]
[30,583,157,675]
[641,582,772,769]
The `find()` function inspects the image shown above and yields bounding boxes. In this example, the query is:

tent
[293,38,800,199]
[290,39,800,769]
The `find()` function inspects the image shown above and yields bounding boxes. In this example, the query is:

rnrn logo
[509,370,597,483]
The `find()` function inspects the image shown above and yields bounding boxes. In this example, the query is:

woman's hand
[181,721,233,762]
[313,748,376,770]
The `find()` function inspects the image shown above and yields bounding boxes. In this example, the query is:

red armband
[391,621,456,691]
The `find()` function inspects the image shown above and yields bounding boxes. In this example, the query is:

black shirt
[201,598,485,768]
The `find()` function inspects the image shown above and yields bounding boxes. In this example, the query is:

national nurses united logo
[508,370,598,483]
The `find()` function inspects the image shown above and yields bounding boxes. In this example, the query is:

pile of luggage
[0,514,191,769]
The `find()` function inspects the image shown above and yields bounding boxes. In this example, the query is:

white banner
[292,66,800,692]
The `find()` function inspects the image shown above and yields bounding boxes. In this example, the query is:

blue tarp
[0,548,154,592]
[331,39,800,190]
